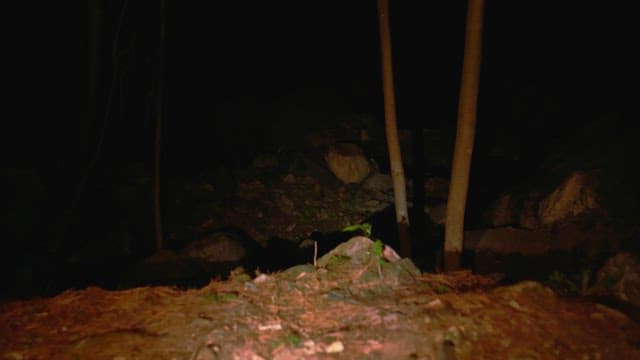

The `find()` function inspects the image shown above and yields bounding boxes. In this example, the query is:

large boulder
[538,171,600,225]
[485,171,601,229]
[325,143,371,184]
[464,227,557,255]
[486,193,516,227]
[363,172,393,193]
[424,177,450,200]
[182,231,249,262]
[588,252,640,307]
[486,192,541,229]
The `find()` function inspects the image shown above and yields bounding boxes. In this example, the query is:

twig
[313,240,318,267]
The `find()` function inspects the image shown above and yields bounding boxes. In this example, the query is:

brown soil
[2,259,640,359]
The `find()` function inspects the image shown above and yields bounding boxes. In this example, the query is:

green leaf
[342,222,372,237]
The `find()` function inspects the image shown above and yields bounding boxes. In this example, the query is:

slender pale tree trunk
[444,0,484,271]
[154,0,167,251]
[377,0,411,257]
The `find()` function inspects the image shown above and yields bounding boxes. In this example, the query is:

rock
[485,171,601,229]
[519,194,542,229]
[182,231,248,262]
[143,249,183,264]
[538,171,600,225]
[276,194,296,214]
[589,252,640,307]
[363,172,393,193]
[486,193,517,227]
[464,227,557,255]
[127,250,199,285]
[424,177,450,200]
[362,173,394,204]
[281,264,316,280]
[316,236,421,284]
[486,192,541,229]
[317,236,377,267]
[325,143,371,184]
[424,203,447,225]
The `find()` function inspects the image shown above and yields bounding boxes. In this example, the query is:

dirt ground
[2,240,640,360]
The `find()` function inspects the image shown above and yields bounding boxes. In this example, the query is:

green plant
[372,239,384,260]
[272,333,301,349]
[283,334,301,347]
[342,223,372,237]
[372,238,384,280]
[432,283,452,294]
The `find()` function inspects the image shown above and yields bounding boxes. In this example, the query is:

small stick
[313,240,318,267]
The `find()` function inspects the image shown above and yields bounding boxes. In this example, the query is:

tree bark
[444,0,484,271]
[377,0,411,257]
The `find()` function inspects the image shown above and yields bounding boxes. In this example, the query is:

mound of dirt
[2,237,639,359]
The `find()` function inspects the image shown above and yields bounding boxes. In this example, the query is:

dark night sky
[5,0,633,170]
[7,0,628,178]
[106,0,634,166]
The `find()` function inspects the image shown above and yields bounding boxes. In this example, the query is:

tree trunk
[444,0,484,271]
[153,0,167,251]
[377,0,411,257]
